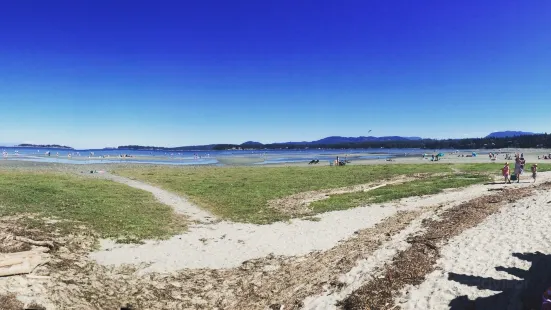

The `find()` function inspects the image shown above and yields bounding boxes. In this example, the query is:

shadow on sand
[484,182,534,186]
[448,252,551,310]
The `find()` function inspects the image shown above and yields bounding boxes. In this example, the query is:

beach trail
[90,177,510,273]
[101,173,216,223]
[87,171,551,309]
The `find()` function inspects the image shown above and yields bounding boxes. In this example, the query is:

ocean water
[0,147,465,166]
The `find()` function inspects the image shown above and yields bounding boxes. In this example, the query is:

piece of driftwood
[0,248,49,277]
[14,236,54,249]
[25,275,50,280]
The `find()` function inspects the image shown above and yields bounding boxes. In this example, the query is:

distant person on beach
[531,164,538,183]
[521,156,526,173]
[502,162,511,184]
[514,155,523,183]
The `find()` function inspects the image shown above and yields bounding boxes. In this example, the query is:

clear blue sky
[1,1,550,148]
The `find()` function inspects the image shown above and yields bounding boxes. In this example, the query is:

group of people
[501,153,537,183]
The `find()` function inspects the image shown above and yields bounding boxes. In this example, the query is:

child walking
[502,162,511,184]
[531,163,538,183]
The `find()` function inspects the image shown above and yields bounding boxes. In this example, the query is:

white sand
[91,180,498,273]
[396,177,551,309]
[302,210,433,310]
[301,173,551,309]
[90,169,551,308]
[0,275,53,308]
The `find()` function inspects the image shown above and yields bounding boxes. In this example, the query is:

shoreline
[2,147,551,168]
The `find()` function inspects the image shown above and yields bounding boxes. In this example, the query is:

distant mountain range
[244,135,423,146]
[113,132,544,150]
[3,131,544,151]
[485,131,537,138]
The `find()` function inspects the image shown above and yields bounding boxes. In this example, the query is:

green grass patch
[309,174,492,213]
[0,171,186,241]
[112,164,456,223]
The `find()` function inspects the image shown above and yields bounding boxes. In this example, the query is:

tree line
[117,134,551,151]
[216,134,551,150]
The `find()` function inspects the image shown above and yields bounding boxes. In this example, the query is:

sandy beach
[0,157,550,309]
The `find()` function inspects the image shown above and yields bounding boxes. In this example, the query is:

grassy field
[309,174,491,213]
[0,171,186,241]
[112,164,492,224]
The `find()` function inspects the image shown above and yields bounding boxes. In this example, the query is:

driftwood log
[0,235,52,277]
[14,236,54,249]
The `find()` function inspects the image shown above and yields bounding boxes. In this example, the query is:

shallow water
[1,147,465,166]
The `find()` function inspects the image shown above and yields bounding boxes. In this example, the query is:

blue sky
[1,1,550,148]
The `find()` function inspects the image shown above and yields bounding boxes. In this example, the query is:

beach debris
[14,236,55,249]
[0,231,53,278]
[0,247,50,277]
[340,185,540,310]
[0,293,24,309]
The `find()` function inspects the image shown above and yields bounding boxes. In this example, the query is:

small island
[17,144,74,150]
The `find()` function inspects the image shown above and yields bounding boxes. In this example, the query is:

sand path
[100,173,216,223]
[91,175,510,273]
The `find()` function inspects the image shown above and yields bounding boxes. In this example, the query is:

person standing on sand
[531,163,538,183]
[514,155,524,183]
[502,162,511,184]
[520,156,526,179]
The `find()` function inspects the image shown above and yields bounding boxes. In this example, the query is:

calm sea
[0,147,470,166]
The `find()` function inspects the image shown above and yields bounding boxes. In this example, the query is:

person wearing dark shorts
[514,156,522,183]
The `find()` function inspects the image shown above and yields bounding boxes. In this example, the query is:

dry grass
[340,183,545,310]
[0,294,44,310]
[0,294,24,310]
[20,208,426,309]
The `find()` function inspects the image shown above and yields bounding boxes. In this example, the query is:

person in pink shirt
[502,162,511,184]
